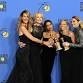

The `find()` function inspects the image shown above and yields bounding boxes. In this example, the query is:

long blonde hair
[17,10,33,32]
[79,21,83,29]
[33,13,43,24]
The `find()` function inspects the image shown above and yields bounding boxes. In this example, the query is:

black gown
[7,35,33,83]
[29,24,44,83]
[59,35,73,83]
[42,38,56,83]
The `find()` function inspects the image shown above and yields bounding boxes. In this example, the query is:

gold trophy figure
[61,38,70,51]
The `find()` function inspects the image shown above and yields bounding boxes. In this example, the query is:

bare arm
[20,26,52,48]
[20,26,42,44]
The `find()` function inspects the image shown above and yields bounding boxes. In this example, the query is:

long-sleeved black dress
[70,28,83,83]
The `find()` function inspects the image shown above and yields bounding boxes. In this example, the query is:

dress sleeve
[70,43,83,48]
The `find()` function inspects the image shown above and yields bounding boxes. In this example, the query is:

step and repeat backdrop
[0,0,83,82]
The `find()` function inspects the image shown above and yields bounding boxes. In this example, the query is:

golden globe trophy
[54,38,62,51]
[61,38,70,51]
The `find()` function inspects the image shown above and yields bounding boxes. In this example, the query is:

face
[21,13,29,24]
[35,13,43,24]
[60,21,69,31]
[71,18,80,27]
[46,22,53,31]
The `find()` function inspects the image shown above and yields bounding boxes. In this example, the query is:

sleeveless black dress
[7,35,33,83]
[29,24,44,83]
[59,35,73,83]
[42,38,56,83]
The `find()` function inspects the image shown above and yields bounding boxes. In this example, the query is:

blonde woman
[59,20,75,83]
[7,10,50,83]
[29,13,46,83]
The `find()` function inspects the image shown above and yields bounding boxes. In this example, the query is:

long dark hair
[43,20,53,31]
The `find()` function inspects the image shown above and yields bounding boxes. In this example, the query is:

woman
[42,20,58,83]
[7,10,50,83]
[29,13,47,83]
[59,20,75,83]
[63,21,83,83]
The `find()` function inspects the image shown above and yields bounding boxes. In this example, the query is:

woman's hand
[63,42,70,47]
[18,41,26,48]
[63,42,70,51]
[43,41,53,48]
[54,42,62,51]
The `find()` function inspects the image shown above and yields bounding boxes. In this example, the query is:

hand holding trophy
[48,38,54,46]
[54,37,62,51]
[61,38,70,51]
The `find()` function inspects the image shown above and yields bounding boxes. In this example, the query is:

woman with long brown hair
[7,10,50,83]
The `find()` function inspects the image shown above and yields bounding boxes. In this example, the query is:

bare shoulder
[43,32,50,38]
[43,32,47,37]
[18,25,25,35]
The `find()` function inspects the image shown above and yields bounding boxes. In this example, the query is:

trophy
[49,38,54,45]
[54,38,62,51]
[61,38,70,51]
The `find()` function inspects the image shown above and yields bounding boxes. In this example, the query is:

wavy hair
[17,10,33,32]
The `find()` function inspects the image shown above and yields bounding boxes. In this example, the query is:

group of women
[6,10,83,83]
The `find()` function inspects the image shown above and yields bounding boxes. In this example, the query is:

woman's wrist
[39,40,44,45]
[41,40,44,45]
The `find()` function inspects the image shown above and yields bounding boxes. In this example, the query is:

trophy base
[64,47,70,51]
[56,47,62,51]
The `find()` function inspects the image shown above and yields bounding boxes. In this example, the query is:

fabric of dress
[42,38,56,83]
[6,35,33,83]
[70,28,83,83]
[59,35,73,83]
[29,24,44,83]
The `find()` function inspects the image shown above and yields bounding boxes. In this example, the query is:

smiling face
[71,16,80,28]
[60,20,69,31]
[21,13,29,24]
[71,18,80,28]
[34,13,43,24]
[46,22,53,31]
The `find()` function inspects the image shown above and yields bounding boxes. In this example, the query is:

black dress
[29,24,44,83]
[7,35,33,83]
[42,38,56,83]
[59,35,73,83]
[71,28,83,83]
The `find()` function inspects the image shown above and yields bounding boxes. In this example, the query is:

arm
[63,42,83,48]
[69,31,75,43]
[18,41,26,48]
[70,43,83,48]
[20,26,50,46]
[20,26,42,44]
[69,29,83,48]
